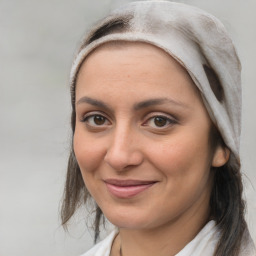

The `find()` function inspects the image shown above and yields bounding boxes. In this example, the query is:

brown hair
[61,15,247,255]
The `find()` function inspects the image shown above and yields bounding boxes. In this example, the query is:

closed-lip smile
[104,179,157,198]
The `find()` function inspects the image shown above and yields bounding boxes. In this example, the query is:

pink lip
[104,179,156,199]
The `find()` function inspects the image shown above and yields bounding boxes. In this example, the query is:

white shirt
[81,221,256,256]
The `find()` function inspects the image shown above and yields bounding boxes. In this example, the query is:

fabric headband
[70,0,242,162]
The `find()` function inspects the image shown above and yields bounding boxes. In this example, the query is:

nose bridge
[104,120,143,171]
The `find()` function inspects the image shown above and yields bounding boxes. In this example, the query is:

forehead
[75,41,201,105]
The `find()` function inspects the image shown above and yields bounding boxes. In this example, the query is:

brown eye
[94,115,106,125]
[144,115,176,129]
[82,114,110,127]
[154,116,167,127]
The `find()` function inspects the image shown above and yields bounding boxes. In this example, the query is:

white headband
[70,0,242,161]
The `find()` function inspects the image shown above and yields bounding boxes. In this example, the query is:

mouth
[104,179,157,199]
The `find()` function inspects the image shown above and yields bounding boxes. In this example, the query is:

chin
[103,207,157,230]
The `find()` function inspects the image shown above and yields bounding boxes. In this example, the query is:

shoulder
[80,229,118,256]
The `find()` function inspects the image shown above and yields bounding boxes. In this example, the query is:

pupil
[94,115,105,125]
[154,117,166,127]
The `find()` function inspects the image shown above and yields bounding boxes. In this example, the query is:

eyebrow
[76,96,113,112]
[133,98,188,110]
[76,96,188,110]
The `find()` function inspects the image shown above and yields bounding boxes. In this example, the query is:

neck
[112,195,211,256]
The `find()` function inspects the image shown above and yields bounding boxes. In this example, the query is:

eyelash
[80,113,177,129]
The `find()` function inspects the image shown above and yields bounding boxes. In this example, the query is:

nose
[104,126,144,171]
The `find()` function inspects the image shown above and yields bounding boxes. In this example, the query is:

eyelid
[80,111,108,121]
[144,111,177,121]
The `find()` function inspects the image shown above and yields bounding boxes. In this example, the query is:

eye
[82,114,110,127]
[144,115,176,128]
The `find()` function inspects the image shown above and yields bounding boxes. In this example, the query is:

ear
[211,145,230,167]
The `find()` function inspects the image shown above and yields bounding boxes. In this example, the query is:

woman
[61,1,256,255]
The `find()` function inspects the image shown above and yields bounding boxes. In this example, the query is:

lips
[104,179,157,198]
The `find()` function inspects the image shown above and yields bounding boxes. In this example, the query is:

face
[74,42,225,230]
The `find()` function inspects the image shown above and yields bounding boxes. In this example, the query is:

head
[61,2,246,256]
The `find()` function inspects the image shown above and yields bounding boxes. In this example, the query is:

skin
[74,42,229,256]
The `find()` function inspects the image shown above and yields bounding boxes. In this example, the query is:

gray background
[0,0,255,255]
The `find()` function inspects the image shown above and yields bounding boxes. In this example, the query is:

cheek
[148,131,212,189]
[73,128,106,174]
[73,129,108,201]
[146,135,213,217]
